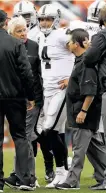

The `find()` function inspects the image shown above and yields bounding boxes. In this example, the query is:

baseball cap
[0,10,8,22]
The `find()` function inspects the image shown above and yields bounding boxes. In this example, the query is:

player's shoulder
[69,20,100,34]
[56,27,67,34]
[52,28,71,46]
[52,28,68,40]
[70,20,86,30]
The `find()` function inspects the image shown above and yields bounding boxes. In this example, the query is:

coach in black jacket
[82,5,106,190]
[0,10,36,191]
[4,16,44,189]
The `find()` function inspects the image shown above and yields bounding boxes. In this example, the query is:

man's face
[13,25,27,42]
[67,35,77,53]
[67,36,90,53]
[39,17,54,29]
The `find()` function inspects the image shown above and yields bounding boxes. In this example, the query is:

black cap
[0,10,8,22]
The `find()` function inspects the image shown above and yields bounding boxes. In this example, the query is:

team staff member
[0,10,35,192]
[4,16,43,190]
[13,1,55,181]
[56,29,103,190]
[36,4,75,188]
[83,4,106,190]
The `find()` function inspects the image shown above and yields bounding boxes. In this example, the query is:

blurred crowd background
[0,0,94,21]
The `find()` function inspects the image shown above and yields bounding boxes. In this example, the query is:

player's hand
[76,111,87,124]
[27,100,35,111]
[58,79,69,89]
[64,79,69,86]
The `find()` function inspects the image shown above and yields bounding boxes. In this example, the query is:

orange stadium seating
[73,0,94,8]
[0,0,95,17]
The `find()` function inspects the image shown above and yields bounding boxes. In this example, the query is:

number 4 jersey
[37,28,75,97]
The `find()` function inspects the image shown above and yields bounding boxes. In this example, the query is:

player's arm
[76,96,94,124]
[58,29,73,89]
[84,33,106,68]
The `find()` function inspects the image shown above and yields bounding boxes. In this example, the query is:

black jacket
[66,54,101,131]
[25,39,43,107]
[0,29,34,100]
[83,28,106,93]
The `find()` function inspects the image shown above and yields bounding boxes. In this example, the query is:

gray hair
[8,16,27,34]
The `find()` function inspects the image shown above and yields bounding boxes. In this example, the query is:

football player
[13,0,37,30]
[35,3,75,188]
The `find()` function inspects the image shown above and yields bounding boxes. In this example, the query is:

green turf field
[3,149,105,193]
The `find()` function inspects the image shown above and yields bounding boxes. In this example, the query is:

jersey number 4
[41,46,51,69]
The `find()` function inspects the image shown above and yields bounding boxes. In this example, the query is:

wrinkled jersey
[37,28,75,96]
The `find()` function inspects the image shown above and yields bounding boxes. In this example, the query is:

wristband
[81,109,87,113]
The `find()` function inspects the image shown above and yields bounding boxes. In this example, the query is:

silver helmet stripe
[19,2,22,12]
[94,1,100,17]
[42,5,47,15]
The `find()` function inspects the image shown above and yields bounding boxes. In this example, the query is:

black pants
[14,105,54,177]
[0,99,34,186]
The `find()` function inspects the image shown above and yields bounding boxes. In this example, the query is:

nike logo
[85,80,90,83]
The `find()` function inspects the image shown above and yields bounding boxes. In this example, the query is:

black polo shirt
[66,54,102,132]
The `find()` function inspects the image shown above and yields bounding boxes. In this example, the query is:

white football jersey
[27,25,40,42]
[37,28,75,97]
[70,20,101,40]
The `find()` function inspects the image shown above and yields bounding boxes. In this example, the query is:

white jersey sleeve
[70,20,101,40]
[84,22,101,39]
[27,26,40,42]
[58,28,70,47]
[70,20,86,31]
